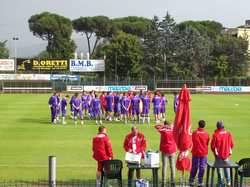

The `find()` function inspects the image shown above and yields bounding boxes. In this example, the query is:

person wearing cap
[92,126,113,187]
[211,120,234,187]
[155,121,177,187]
[123,126,146,183]
[189,120,210,187]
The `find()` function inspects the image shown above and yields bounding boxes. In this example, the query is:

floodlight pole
[48,156,56,187]
[12,37,19,73]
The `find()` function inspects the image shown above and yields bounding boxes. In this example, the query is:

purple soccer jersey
[152,95,161,115]
[114,95,121,113]
[141,95,150,115]
[82,95,89,110]
[105,95,113,112]
[61,98,67,117]
[121,96,130,115]
[174,95,179,113]
[160,96,167,113]
[73,98,83,118]
[131,95,140,115]
[69,95,76,112]
[49,95,58,123]
[92,98,101,117]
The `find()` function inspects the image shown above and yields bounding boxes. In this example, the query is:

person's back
[92,126,113,187]
[155,121,176,186]
[211,120,234,187]
[192,128,210,157]
[155,124,176,154]
[189,120,210,187]
[92,133,113,161]
[211,127,234,160]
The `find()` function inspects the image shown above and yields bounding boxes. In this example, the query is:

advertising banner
[204,86,250,93]
[66,85,84,92]
[17,59,69,72]
[50,74,80,81]
[83,85,148,92]
[0,74,50,80]
[70,59,105,72]
[0,59,14,71]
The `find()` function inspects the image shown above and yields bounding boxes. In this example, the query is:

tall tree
[112,16,151,38]
[97,31,143,79]
[72,16,114,57]
[29,12,76,58]
[0,40,9,58]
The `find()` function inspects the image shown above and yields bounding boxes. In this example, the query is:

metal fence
[1,77,250,93]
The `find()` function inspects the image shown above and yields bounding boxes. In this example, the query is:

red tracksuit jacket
[92,133,113,161]
[191,128,210,157]
[211,128,234,160]
[123,132,146,156]
[155,125,177,154]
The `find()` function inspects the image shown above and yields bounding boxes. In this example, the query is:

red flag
[173,84,192,172]
[173,84,192,151]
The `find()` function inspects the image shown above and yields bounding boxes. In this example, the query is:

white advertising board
[70,59,105,72]
[0,59,15,71]
[0,74,50,80]
[83,85,148,92]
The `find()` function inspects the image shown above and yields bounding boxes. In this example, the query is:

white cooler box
[136,179,149,187]
[144,152,160,167]
[125,152,141,164]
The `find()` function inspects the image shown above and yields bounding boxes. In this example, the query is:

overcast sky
[0,0,249,57]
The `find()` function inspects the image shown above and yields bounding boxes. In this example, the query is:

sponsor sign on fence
[0,74,50,80]
[50,74,80,81]
[66,85,84,92]
[83,85,148,92]
[0,59,14,71]
[70,59,105,72]
[204,86,250,93]
[17,59,69,72]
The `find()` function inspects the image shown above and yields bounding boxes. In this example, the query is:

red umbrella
[173,84,192,172]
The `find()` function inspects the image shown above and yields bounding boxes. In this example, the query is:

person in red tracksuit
[189,120,210,187]
[155,121,177,187]
[92,126,113,187]
[211,120,234,187]
[123,126,146,183]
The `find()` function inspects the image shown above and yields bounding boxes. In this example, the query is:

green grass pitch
[0,93,249,181]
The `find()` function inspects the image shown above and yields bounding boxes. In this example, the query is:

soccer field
[0,93,249,181]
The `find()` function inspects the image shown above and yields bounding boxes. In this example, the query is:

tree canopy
[29,12,76,58]
[0,40,9,58]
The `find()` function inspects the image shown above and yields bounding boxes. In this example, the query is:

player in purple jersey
[88,91,95,119]
[173,92,179,113]
[69,93,77,119]
[105,92,114,121]
[61,95,69,125]
[160,93,167,121]
[152,92,161,123]
[56,92,61,122]
[81,92,89,116]
[121,92,131,124]
[91,94,102,125]
[72,93,84,125]
[141,92,150,125]
[48,92,58,124]
[113,92,121,121]
[131,93,141,124]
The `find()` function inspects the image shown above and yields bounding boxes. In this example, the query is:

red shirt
[123,132,146,156]
[191,128,210,157]
[100,94,106,108]
[211,128,234,160]
[92,133,113,161]
[155,125,177,154]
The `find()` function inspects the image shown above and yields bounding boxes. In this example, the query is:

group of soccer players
[48,90,179,125]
